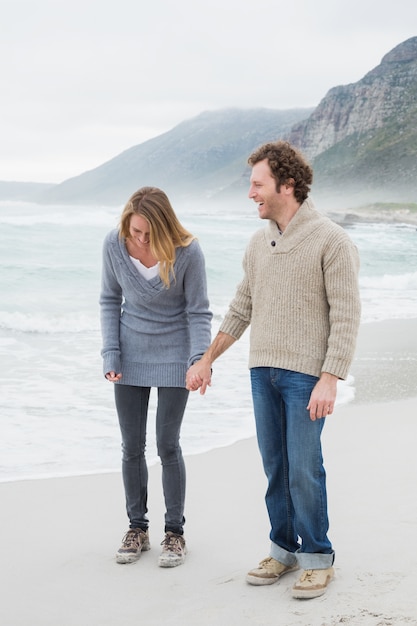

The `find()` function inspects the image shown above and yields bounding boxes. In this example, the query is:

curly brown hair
[248,141,313,203]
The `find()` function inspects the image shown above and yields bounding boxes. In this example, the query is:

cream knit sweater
[219,199,361,380]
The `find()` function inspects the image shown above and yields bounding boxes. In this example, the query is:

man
[186,141,361,599]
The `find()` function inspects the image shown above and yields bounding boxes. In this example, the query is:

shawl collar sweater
[100,230,212,387]
[220,199,361,380]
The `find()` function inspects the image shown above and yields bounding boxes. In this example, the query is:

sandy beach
[1,318,417,626]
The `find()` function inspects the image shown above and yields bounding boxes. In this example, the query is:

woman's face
[129,214,151,250]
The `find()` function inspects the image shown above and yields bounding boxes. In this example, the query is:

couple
[99,140,361,600]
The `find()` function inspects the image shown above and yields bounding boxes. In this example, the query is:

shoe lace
[121,529,142,549]
[160,532,184,554]
[257,557,290,575]
[300,569,316,582]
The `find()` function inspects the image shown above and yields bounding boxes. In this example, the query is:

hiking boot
[246,556,299,586]
[115,528,150,564]
[158,531,187,568]
[292,567,334,599]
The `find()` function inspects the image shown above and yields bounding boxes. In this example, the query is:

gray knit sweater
[220,199,361,380]
[100,230,212,387]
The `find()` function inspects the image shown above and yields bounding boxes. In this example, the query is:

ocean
[1,199,416,482]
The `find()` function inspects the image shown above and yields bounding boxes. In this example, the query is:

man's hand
[185,331,236,395]
[186,359,212,395]
[307,372,338,421]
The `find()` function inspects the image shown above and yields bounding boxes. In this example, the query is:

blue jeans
[250,367,334,570]
[114,385,189,535]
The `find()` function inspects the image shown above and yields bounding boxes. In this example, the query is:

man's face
[248,159,283,220]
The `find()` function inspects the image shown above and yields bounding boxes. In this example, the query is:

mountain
[4,37,417,208]
[288,36,417,206]
[34,108,312,206]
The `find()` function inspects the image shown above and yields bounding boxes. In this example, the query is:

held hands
[186,359,212,395]
[307,372,338,421]
[186,332,234,394]
[105,371,122,382]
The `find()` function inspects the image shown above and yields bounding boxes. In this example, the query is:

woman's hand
[105,371,122,382]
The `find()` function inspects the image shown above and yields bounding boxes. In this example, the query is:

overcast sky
[1,0,416,183]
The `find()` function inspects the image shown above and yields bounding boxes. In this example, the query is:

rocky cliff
[289,37,417,160]
[287,37,417,204]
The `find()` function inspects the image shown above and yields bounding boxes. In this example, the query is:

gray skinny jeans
[114,384,189,535]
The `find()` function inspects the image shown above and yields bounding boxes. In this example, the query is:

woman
[100,186,212,567]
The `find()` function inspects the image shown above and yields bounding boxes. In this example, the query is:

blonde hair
[119,187,195,287]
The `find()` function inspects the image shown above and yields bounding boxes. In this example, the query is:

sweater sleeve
[219,248,252,339]
[183,241,213,367]
[99,232,123,376]
[321,235,361,379]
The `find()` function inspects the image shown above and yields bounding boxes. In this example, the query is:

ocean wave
[0,310,99,333]
[359,271,417,322]
[360,270,417,290]
[0,202,119,227]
